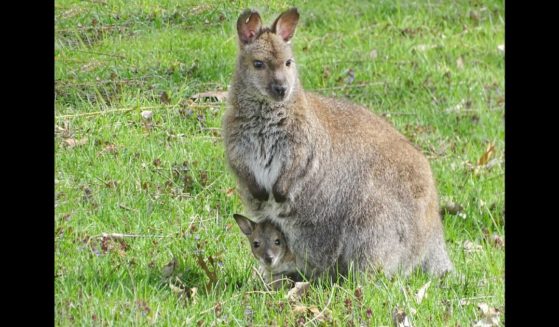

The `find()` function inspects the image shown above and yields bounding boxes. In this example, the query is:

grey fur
[233,214,300,289]
[223,8,453,280]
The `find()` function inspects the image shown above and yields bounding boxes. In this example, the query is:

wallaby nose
[271,84,287,97]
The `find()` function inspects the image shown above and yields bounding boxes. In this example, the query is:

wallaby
[233,214,300,289]
[223,8,453,280]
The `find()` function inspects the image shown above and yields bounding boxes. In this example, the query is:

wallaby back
[223,8,453,280]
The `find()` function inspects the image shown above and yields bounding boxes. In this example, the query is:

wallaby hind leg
[422,232,453,276]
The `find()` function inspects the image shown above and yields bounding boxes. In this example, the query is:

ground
[55,0,504,325]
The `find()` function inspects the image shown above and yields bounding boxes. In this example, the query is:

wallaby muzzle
[270,82,288,100]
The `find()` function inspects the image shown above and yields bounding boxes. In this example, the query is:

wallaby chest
[236,115,289,194]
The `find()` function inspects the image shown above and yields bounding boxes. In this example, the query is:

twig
[191,175,222,201]
[313,82,383,91]
[457,295,495,302]
[194,252,218,289]
[70,49,126,59]
[118,203,138,212]
[96,232,169,239]
[56,107,139,119]
[55,102,223,119]
[244,290,277,295]
[56,23,125,33]
[198,294,242,315]
[252,266,272,292]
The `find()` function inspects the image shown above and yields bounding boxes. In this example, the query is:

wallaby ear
[233,214,255,236]
[271,7,300,43]
[237,9,262,45]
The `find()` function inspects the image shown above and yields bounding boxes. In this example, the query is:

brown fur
[233,214,300,289]
[223,8,453,280]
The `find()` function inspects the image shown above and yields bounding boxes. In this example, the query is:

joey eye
[253,60,264,69]
[285,59,293,67]
[253,241,260,248]
[274,239,281,246]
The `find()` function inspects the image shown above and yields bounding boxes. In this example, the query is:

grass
[55,0,504,325]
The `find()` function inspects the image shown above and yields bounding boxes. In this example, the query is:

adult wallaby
[233,214,300,289]
[223,8,453,279]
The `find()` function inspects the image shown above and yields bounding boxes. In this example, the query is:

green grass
[55,0,504,325]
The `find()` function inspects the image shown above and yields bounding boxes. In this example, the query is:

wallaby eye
[274,239,281,246]
[253,60,264,69]
[286,59,293,67]
[253,241,260,248]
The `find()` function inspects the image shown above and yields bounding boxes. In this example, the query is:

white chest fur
[248,149,282,194]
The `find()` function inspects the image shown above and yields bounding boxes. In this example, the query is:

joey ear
[233,214,255,236]
[271,7,300,43]
[237,9,262,45]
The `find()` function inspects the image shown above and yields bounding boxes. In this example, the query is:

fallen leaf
[473,303,500,327]
[490,234,504,248]
[55,122,73,139]
[136,300,151,316]
[345,68,355,84]
[82,186,93,202]
[190,91,228,102]
[199,170,209,186]
[189,287,198,303]
[99,143,117,155]
[366,308,373,319]
[214,302,223,317]
[141,110,154,131]
[456,56,465,70]
[141,110,153,120]
[415,281,431,304]
[308,306,320,315]
[344,297,352,313]
[105,180,118,188]
[414,44,436,52]
[161,257,178,279]
[463,240,483,253]
[63,138,88,149]
[401,27,421,37]
[286,282,310,304]
[99,233,128,256]
[160,91,171,104]
[477,143,495,166]
[469,10,481,22]
[322,67,331,78]
[308,306,332,323]
[440,202,464,216]
[354,287,363,304]
[225,188,236,197]
[444,99,468,112]
[459,299,471,306]
[292,305,308,314]
[80,60,102,72]
[392,307,413,327]
[169,282,197,303]
[179,107,194,118]
[483,158,502,170]
[169,282,185,294]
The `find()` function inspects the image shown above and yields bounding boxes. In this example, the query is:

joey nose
[271,84,287,97]
[264,255,274,265]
